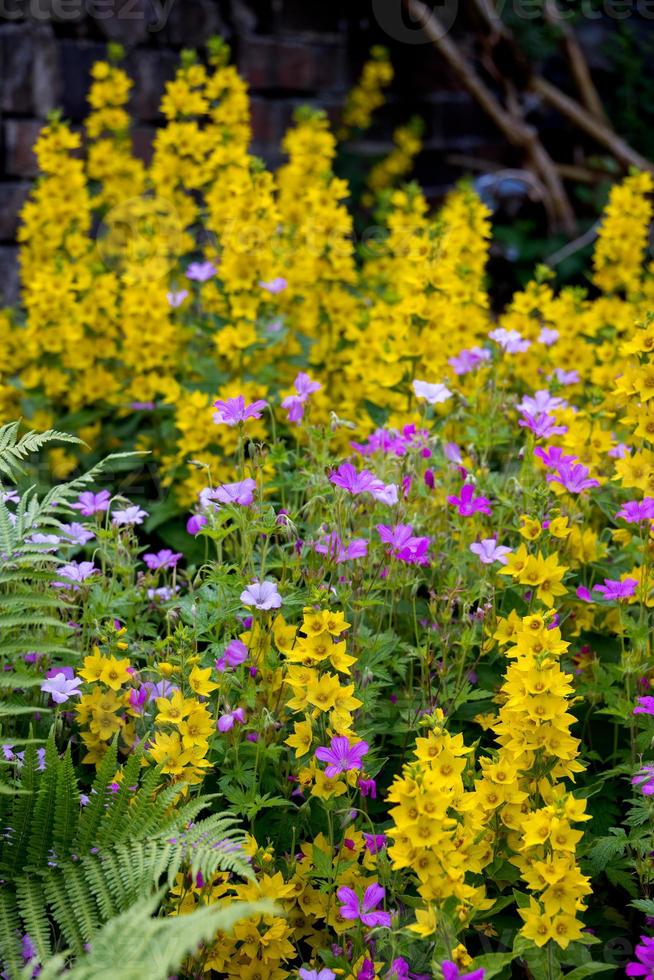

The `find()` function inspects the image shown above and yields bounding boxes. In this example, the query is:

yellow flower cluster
[490,612,591,948]
[339,46,394,137]
[592,170,654,295]
[76,640,135,763]
[363,118,423,206]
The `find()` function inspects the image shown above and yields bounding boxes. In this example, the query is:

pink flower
[337,883,391,928]
[329,464,397,505]
[212,395,268,426]
[186,260,216,281]
[440,962,485,980]
[143,549,182,570]
[315,736,369,776]
[447,483,492,517]
[534,445,577,469]
[186,514,207,535]
[282,372,321,424]
[448,347,490,376]
[470,539,511,564]
[517,390,566,415]
[632,764,654,796]
[240,580,282,610]
[412,379,452,405]
[313,533,368,563]
[576,586,593,603]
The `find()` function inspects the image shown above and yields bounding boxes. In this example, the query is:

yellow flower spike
[78,650,109,683]
[157,662,179,677]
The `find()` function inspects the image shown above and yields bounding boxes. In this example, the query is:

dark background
[1,0,654,303]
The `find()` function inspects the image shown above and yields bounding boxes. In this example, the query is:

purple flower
[376,524,430,565]
[52,561,97,590]
[447,483,492,517]
[470,538,511,565]
[329,463,397,505]
[518,390,566,416]
[167,289,188,308]
[444,442,463,465]
[313,533,368,564]
[359,778,377,799]
[547,462,599,494]
[518,412,567,439]
[627,935,654,976]
[488,327,530,353]
[143,549,182,571]
[576,586,593,603]
[282,371,321,424]
[552,367,579,385]
[299,970,336,980]
[609,442,629,459]
[112,505,149,526]
[41,672,82,704]
[186,260,216,282]
[186,514,207,535]
[70,490,111,516]
[412,380,452,405]
[634,697,654,716]
[59,522,96,545]
[448,346,490,376]
[315,736,369,777]
[217,707,245,732]
[633,765,654,796]
[259,276,287,293]
[534,445,577,469]
[617,498,654,523]
[337,883,391,928]
[212,395,268,426]
[240,580,282,610]
[593,578,638,601]
[216,639,248,672]
[440,962,485,980]
[212,479,257,507]
[147,585,179,602]
[363,833,386,854]
[539,327,559,346]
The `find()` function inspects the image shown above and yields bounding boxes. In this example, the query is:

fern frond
[15,875,52,962]
[53,745,79,858]
[26,734,59,868]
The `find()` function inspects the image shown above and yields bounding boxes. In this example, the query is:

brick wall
[0,0,535,302]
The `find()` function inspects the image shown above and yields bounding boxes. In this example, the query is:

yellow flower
[284,718,313,758]
[78,648,108,683]
[189,664,219,697]
[99,655,132,690]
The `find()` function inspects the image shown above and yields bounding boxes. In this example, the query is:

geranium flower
[616,498,654,523]
[627,935,654,976]
[517,390,566,415]
[440,961,485,980]
[217,707,245,732]
[112,505,149,526]
[634,696,654,716]
[282,372,321,424]
[337,883,391,928]
[377,524,430,564]
[59,522,95,545]
[547,462,599,494]
[412,379,452,404]
[488,327,530,353]
[551,367,579,385]
[41,672,82,704]
[143,549,182,570]
[470,539,511,564]
[212,395,268,426]
[71,490,111,516]
[313,533,368,564]
[211,479,257,506]
[538,327,559,345]
[52,561,97,589]
[240,580,282,610]
[363,833,386,853]
[534,445,577,469]
[216,639,248,672]
[315,736,369,776]
[593,578,638,601]
[259,276,287,293]
[632,764,654,796]
[298,970,335,980]
[448,346,490,376]
[186,260,216,281]
[518,412,567,439]
[186,514,207,535]
[166,289,188,307]
[447,483,492,516]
